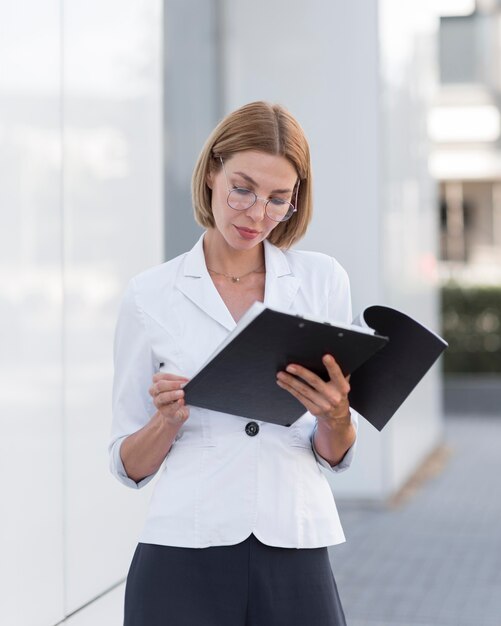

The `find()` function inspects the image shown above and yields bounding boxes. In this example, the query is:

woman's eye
[269,197,288,206]
[233,187,253,196]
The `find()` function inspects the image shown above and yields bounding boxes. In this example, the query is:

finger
[155,379,187,393]
[284,364,326,392]
[278,377,351,422]
[282,363,346,406]
[156,388,185,406]
[158,399,189,423]
[175,403,190,421]
[152,372,189,383]
[276,377,325,415]
[277,373,331,413]
[322,355,351,394]
[149,380,185,398]
[278,367,347,410]
[284,359,350,396]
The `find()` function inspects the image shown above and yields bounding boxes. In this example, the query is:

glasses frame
[218,156,299,223]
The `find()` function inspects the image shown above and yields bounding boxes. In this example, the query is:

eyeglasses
[219,156,299,223]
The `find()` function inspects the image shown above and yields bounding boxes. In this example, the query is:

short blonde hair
[192,101,313,249]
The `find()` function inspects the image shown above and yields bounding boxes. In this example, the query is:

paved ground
[330,415,501,626]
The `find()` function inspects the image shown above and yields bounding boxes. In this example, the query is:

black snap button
[245,421,259,437]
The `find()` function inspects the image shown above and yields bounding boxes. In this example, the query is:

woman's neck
[203,229,265,275]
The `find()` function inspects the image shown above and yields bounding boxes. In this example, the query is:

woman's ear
[206,170,214,190]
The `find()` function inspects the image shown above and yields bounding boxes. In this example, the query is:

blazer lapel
[263,239,300,311]
[176,233,236,332]
[175,234,300,331]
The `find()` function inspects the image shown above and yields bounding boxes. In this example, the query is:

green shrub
[441,283,501,373]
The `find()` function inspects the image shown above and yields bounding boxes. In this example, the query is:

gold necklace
[207,263,265,283]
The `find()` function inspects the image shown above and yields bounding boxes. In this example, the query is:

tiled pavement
[330,415,501,626]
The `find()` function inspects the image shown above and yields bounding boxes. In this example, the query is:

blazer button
[245,421,259,437]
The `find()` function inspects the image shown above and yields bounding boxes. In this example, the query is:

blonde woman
[110,101,357,626]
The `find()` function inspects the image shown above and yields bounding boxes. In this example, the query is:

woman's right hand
[149,372,190,426]
[121,372,190,483]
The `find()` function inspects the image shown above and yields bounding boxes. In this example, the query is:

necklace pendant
[232,276,240,283]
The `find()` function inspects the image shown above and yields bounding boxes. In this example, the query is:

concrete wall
[0,1,163,623]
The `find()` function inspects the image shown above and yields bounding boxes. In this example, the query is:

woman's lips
[234,226,260,240]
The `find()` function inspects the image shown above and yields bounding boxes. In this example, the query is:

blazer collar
[177,232,300,331]
[263,238,300,311]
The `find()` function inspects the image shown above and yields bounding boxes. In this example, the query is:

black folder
[181,303,447,430]
[184,302,447,430]
[349,306,448,430]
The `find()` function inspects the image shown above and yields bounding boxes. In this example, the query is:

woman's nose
[245,196,267,221]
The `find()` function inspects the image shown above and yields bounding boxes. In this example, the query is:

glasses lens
[227,188,256,211]
[266,200,295,222]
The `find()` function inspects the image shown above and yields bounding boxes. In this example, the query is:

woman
[110,101,358,626]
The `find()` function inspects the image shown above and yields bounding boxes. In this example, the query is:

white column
[0,1,165,623]
[0,1,65,624]
[62,0,164,614]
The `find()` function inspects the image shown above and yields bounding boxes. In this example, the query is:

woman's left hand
[276,354,351,423]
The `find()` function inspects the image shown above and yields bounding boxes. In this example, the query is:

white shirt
[109,233,358,549]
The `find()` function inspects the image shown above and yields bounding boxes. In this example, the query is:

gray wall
[163,0,222,259]
[220,0,443,499]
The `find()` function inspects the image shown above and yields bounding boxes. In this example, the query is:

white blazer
[109,233,358,549]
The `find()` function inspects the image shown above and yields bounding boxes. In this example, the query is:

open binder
[180,302,447,430]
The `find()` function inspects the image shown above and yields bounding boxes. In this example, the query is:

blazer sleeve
[311,256,359,473]
[108,278,158,489]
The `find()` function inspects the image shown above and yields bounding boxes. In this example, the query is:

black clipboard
[182,303,389,427]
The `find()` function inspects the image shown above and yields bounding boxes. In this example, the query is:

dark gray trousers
[124,534,346,626]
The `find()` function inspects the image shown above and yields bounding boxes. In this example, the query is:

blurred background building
[431,0,501,412]
[0,0,499,624]
[433,0,501,277]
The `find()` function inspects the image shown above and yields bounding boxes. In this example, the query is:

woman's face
[208,150,298,252]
